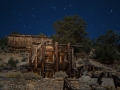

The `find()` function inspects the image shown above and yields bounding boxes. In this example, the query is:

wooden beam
[35,45,37,69]
[42,42,45,78]
[24,36,26,46]
[58,44,83,48]
[13,35,15,50]
[63,78,73,90]
[55,42,58,72]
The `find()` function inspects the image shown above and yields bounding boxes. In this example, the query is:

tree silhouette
[52,15,91,53]
[93,30,120,64]
[39,33,46,37]
[52,15,87,44]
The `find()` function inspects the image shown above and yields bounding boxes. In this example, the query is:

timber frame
[8,34,74,78]
[29,41,74,78]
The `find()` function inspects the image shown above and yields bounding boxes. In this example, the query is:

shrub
[0,66,3,71]
[33,73,42,79]
[1,44,5,50]
[77,60,83,64]
[21,57,28,62]
[8,57,17,68]
[117,66,120,72]
[0,46,3,52]
[23,72,42,80]
[6,72,24,79]
[15,59,19,64]
[0,63,13,70]
[0,58,2,60]
[105,85,115,90]
[54,71,68,78]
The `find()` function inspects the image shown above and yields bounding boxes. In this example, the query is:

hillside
[0,52,29,67]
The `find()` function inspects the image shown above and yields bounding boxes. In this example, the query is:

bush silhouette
[8,57,17,68]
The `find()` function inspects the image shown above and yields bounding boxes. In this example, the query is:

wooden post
[30,36,32,46]
[24,36,26,48]
[68,43,71,77]
[42,42,45,78]
[72,48,74,68]
[55,42,58,72]
[13,36,15,50]
[35,45,37,69]
[93,66,94,71]
[29,47,32,67]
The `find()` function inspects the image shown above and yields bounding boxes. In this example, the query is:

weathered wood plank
[55,42,58,72]
[42,42,45,78]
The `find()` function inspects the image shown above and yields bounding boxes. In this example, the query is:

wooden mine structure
[8,34,52,52]
[8,34,74,78]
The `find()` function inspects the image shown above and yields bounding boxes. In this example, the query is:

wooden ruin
[7,34,120,88]
[8,34,52,52]
[29,41,74,78]
[8,34,74,78]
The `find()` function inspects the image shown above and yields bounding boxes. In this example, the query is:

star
[64,8,66,10]
[111,10,112,12]
[32,15,35,17]
[0,0,120,39]
[54,7,56,9]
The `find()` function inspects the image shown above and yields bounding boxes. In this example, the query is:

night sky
[0,0,120,39]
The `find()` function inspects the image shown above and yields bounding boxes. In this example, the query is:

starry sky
[0,0,120,39]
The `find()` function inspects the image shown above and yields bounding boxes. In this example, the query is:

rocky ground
[0,52,65,90]
[0,70,65,90]
[0,52,120,90]
[0,78,64,90]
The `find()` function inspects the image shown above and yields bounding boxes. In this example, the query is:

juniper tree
[52,15,92,53]
[93,30,120,64]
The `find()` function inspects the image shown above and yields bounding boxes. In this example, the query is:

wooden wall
[8,34,53,51]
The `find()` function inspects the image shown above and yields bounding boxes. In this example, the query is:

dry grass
[23,72,42,80]
[6,72,24,79]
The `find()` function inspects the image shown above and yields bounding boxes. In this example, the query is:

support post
[68,43,71,77]
[34,45,37,69]
[93,66,94,71]
[55,42,58,72]
[24,36,26,48]
[72,48,74,68]
[14,36,15,50]
[29,47,32,67]
[42,42,45,78]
